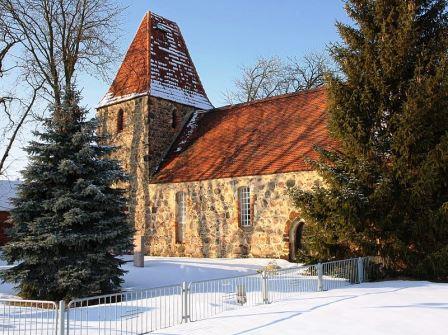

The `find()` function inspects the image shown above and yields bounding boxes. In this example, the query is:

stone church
[97,12,334,261]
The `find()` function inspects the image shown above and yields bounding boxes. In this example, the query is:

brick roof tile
[99,12,212,110]
[152,87,335,183]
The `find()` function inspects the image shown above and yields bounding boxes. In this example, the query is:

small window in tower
[154,23,171,33]
[154,23,169,46]
[175,191,186,243]
[238,186,251,227]
[171,110,177,129]
[117,109,124,133]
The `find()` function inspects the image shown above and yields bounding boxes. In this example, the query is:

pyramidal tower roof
[99,12,213,110]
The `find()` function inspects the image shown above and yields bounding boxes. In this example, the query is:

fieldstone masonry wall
[98,96,150,235]
[147,97,195,175]
[146,171,321,259]
[97,96,194,235]
[98,95,322,260]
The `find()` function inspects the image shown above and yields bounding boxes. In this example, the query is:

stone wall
[97,96,150,234]
[147,96,195,175]
[97,96,195,235]
[97,96,322,260]
[145,171,322,259]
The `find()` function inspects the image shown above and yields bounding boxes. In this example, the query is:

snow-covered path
[153,281,448,335]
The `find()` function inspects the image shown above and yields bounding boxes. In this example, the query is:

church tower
[96,12,213,263]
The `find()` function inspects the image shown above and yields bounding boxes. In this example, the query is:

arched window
[175,192,186,243]
[171,110,177,129]
[289,220,305,261]
[238,186,251,227]
[117,109,124,133]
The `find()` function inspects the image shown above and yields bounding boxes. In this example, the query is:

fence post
[357,257,364,284]
[317,263,323,291]
[58,300,65,335]
[181,282,190,323]
[261,271,269,304]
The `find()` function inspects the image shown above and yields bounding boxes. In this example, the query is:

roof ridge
[214,86,326,112]
[150,11,176,25]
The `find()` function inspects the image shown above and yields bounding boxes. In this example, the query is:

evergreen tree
[0,89,134,300]
[291,0,448,280]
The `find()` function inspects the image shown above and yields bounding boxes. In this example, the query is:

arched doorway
[289,219,304,261]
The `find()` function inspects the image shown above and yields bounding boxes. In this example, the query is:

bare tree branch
[0,82,42,176]
[1,0,123,116]
[224,52,330,104]
[0,0,124,176]
[0,7,20,77]
[285,53,328,92]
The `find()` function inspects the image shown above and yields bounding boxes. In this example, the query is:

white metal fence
[66,284,182,335]
[188,272,262,322]
[0,299,58,335]
[0,257,376,335]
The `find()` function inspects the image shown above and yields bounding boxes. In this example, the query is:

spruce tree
[0,89,134,300]
[291,0,448,280]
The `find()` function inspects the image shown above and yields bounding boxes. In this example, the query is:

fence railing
[0,299,58,335]
[66,284,182,335]
[0,257,376,335]
[188,272,263,322]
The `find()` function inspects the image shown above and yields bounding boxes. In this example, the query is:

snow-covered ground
[121,256,295,289]
[0,256,299,334]
[0,256,17,299]
[1,257,447,335]
[0,255,296,297]
[153,280,448,335]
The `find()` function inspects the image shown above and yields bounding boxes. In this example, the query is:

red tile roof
[99,12,212,109]
[152,87,335,183]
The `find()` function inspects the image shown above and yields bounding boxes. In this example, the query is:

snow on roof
[0,180,20,211]
[98,92,148,109]
[151,80,213,112]
[174,111,201,153]
[99,12,213,110]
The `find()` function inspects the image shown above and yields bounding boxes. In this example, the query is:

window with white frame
[175,192,186,243]
[238,186,251,227]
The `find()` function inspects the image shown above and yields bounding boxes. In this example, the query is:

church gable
[100,12,213,110]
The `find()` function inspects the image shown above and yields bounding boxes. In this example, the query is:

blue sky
[81,0,350,110]
[2,0,351,178]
